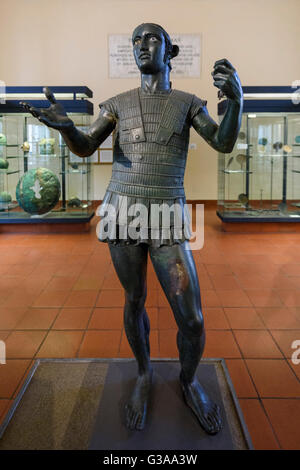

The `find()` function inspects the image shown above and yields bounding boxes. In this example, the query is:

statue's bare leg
[109,243,152,431]
[150,241,222,435]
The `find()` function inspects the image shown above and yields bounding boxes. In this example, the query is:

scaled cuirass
[106,88,195,199]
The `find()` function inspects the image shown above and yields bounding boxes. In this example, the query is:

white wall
[1,0,299,199]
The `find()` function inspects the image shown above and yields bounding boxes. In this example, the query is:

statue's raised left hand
[212,58,243,103]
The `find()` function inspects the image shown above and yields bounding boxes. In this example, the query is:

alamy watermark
[96,200,204,250]
[0,341,6,365]
[291,340,300,365]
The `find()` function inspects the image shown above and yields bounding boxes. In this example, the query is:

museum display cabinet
[0,86,94,229]
[217,86,300,227]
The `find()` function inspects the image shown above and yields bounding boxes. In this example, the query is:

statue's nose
[140,37,148,50]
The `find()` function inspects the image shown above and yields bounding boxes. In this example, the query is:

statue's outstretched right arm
[20,87,116,158]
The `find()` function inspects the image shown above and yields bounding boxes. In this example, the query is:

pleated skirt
[97,190,192,247]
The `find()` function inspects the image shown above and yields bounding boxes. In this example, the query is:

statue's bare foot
[180,372,222,435]
[125,368,153,431]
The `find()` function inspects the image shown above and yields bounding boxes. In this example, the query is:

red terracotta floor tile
[224,307,265,329]
[96,290,124,308]
[88,308,123,330]
[203,330,241,359]
[36,331,84,358]
[33,290,70,308]
[216,289,252,308]
[158,307,177,329]
[72,277,104,291]
[159,329,178,358]
[287,359,300,380]
[205,264,233,277]
[55,264,84,278]
[270,330,300,358]
[5,331,47,359]
[44,277,77,292]
[145,290,158,308]
[256,307,300,329]
[53,307,92,330]
[238,399,280,450]
[101,273,122,290]
[262,399,300,450]
[0,307,28,330]
[64,290,99,308]
[0,330,10,341]
[211,275,240,290]
[281,264,300,276]
[78,330,121,358]
[5,264,36,277]
[0,360,32,398]
[0,399,11,421]
[202,307,230,330]
[277,290,300,307]
[196,270,213,290]
[225,360,257,398]
[246,359,300,397]
[236,274,272,290]
[146,307,159,330]
[30,264,61,278]
[245,289,283,308]
[1,292,36,309]
[201,290,222,308]
[11,359,35,399]
[158,291,169,308]
[234,330,283,359]
[15,308,59,330]
[17,276,52,294]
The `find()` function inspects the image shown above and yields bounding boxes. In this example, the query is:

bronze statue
[21,23,243,435]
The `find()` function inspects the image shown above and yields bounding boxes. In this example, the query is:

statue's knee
[125,290,146,310]
[186,312,204,337]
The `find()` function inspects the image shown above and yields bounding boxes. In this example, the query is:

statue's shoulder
[114,88,140,103]
[172,89,208,121]
[172,88,195,100]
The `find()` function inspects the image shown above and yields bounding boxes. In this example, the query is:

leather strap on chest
[154,90,194,145]
[117,88,194,146]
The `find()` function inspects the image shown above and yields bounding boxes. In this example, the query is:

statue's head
[132,23,179,74]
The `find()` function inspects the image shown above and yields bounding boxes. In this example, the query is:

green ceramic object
[295,135,300,144]
[67,196,81,208]
[258,137,268,146]
[0,134,7,146]
[0,191,12,203]
[0,158,9,169]
[16,168,61,215]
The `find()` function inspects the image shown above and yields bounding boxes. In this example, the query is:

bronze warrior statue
[21,23,243,435]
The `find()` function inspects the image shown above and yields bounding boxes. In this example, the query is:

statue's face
[132,24,167,74]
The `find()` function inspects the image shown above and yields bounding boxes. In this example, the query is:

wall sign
[109,34,201,78]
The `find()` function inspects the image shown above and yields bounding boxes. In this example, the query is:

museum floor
[0,207,300,450]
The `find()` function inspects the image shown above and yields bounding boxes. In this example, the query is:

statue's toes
[206,406,222,435]
[125,404,134,428]
[136,413,146,431]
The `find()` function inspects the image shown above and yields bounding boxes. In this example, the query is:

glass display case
[217,86,300,224]
[0,86,94,226]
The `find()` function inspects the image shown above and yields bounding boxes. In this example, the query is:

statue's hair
[132,23,179,70]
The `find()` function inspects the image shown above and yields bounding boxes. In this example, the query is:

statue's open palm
[20,87,74,130]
